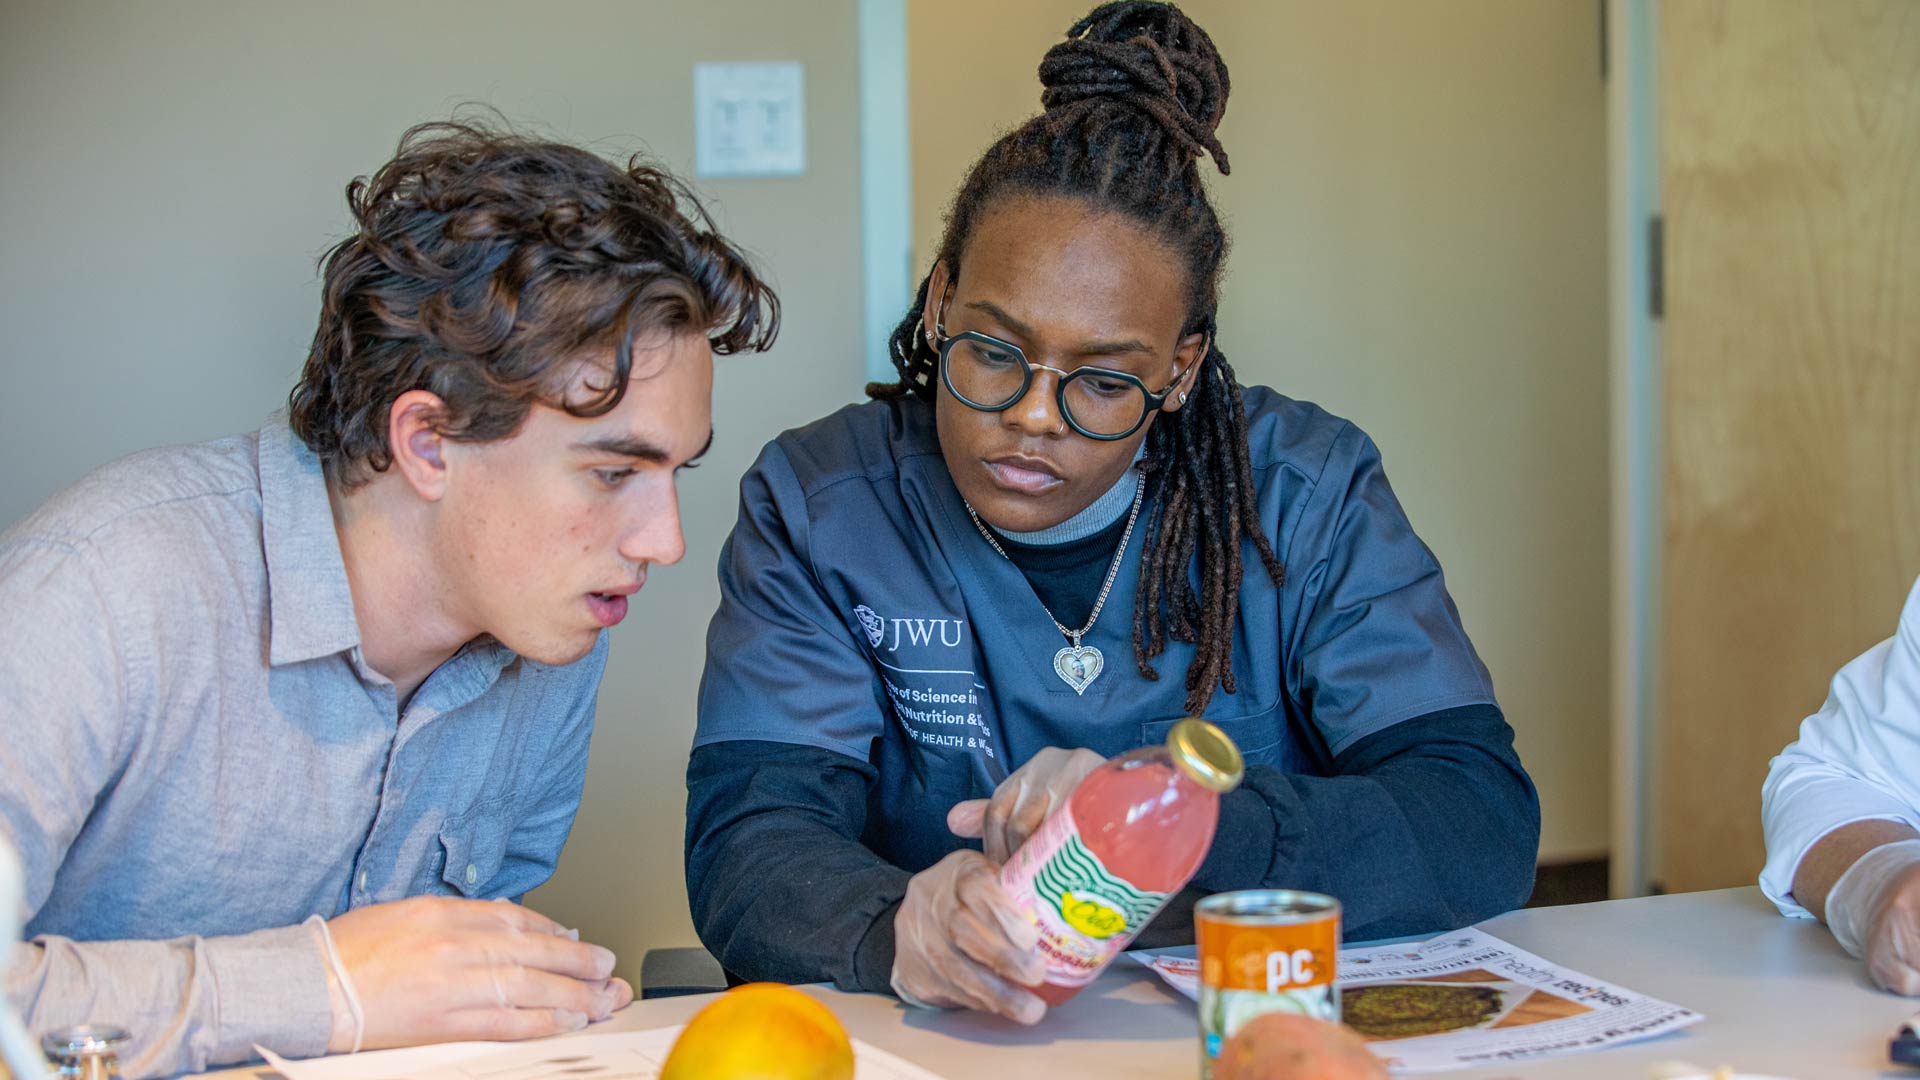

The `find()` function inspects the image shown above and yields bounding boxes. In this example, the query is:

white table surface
[213,888,1920,1080]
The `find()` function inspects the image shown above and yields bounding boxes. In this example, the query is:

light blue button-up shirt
[0,416,607,1077]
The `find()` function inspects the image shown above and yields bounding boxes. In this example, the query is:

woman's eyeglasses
[929,280,1187,441]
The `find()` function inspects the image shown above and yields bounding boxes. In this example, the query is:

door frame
[1608,0,1662,899]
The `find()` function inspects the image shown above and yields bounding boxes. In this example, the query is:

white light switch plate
[694,62,806,178]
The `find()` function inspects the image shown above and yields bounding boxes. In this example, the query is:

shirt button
[465,863,478,886]
[358,870,368,892]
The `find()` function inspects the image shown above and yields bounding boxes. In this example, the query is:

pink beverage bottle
[1000,718,1245,1006]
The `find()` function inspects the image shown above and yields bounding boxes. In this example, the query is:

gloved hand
[946,747,1107,864]
[890,849,1046,1024]
[321,896,633,1051]
[1826,838,1920,995]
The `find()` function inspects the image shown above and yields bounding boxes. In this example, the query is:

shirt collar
[407,637,523,716]
[259,413,363,666]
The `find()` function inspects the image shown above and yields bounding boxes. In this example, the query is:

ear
[385,389,453,501]
[1158,332,1210,414]
[920,260,953,351]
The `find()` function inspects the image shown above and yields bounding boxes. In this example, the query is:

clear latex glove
[889,849,1047,1024]
[322,896,633,1052]
[1827,838,1920,995]
[946,747,1107,864]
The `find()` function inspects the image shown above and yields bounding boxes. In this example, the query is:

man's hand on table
[324,896,633,1051]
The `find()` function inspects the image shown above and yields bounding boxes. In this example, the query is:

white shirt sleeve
[1759,575,1920,918]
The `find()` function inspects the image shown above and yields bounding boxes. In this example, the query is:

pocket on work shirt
[435,796,514,897]
[1141,705,1287,770]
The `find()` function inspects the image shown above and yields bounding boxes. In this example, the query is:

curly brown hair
[290,118,779,487]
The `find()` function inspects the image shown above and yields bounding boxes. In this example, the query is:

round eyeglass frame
[928,281,1191,441]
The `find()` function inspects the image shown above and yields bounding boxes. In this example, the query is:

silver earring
[1179,390,1189,405]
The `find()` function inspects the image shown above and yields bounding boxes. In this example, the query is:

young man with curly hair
[0,120,777,1078]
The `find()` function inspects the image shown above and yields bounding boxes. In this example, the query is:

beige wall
[0,0,1610,989]
[910,0,1611,860]
[0,0,864,968]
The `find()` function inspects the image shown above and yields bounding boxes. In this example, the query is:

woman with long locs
[686,1,1539,1023]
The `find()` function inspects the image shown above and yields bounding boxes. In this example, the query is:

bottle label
[1000,803,1171,987]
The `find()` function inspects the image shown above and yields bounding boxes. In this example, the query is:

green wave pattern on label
[1034,831,1168,931]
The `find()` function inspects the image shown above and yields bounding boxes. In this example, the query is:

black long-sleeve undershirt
[683,703,1539,992]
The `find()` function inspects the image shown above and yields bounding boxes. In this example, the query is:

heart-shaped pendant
[1053,643,1104,695]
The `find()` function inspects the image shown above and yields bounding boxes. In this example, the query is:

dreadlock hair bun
[1038,1,1232,175]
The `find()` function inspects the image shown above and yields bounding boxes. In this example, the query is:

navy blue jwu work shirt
[687,389,1539,991]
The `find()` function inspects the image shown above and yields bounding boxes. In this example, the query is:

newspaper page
[1130,927,1702,1074]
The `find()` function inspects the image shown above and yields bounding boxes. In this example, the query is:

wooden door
[1658,0,1920,892]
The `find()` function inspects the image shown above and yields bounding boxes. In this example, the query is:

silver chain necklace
[963,471,1145,695]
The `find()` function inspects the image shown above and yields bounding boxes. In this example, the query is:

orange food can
[1195,890,1341,1076]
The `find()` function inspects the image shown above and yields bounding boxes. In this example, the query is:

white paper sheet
[259,1026,944,1080]
[1129,927,1703,1074]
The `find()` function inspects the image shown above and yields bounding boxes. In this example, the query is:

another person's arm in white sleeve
[1759,577,1920,993]
[1760,578,1920,918]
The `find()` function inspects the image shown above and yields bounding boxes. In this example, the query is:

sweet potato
[1213,1012,1389,1080]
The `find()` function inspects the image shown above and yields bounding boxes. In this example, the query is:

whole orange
[659,983,856,1080]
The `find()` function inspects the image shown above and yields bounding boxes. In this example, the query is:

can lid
[1167,717,1243,793]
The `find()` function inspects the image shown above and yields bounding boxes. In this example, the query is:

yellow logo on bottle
[1059,890,1127,940]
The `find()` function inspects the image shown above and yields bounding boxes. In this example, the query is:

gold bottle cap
[1167,717,1244,793]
